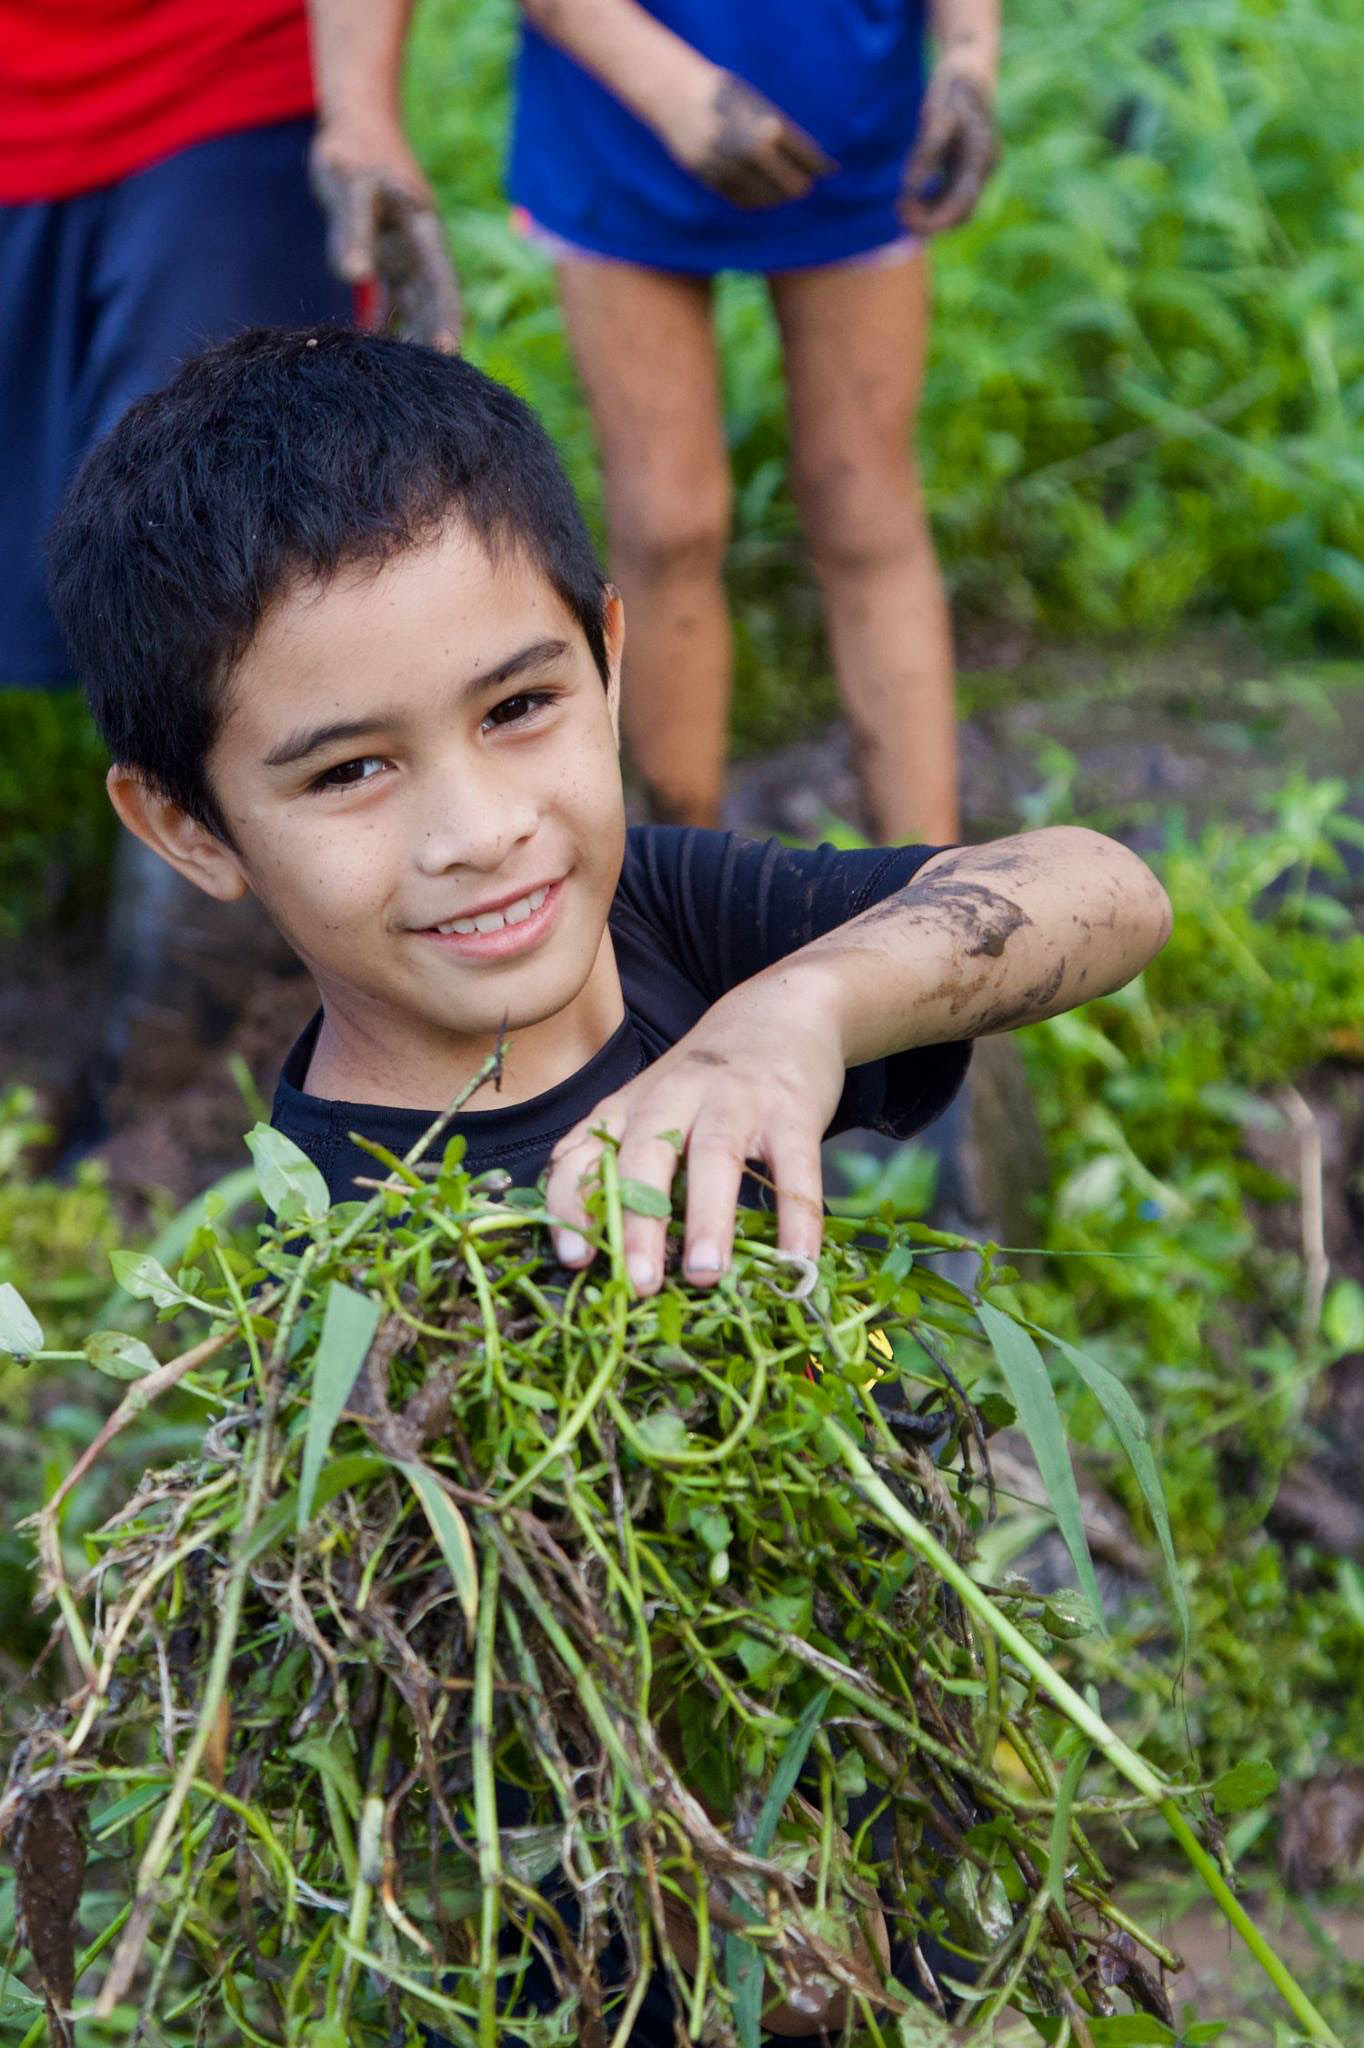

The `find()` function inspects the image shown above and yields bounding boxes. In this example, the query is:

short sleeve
[615,828,971,1140]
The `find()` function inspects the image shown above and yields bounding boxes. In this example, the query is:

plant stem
[819,1413,1344,2047]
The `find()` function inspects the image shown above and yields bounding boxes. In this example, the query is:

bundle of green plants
[0,1082,1337,2047]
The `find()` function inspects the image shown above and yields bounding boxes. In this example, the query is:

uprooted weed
[0,1088,1314,2045]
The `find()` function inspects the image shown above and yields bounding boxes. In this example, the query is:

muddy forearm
[753,827,1172,1067]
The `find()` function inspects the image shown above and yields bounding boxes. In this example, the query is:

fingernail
[686,1241,721,1276]
[628,1253,658,1294]
[556,1230,590,1264]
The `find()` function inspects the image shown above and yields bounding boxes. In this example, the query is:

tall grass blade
[977,1300,1106,1633]
[297,1283,382,1531]
[1034,1323,1191,1657]
[725,1686,832,2048]
[399,1459,479,1629]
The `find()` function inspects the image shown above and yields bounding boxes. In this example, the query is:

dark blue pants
[0,115,351,685]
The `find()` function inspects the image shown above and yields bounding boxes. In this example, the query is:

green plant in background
[0,1094,257,1695]
[991,779,1364,1801]
[0,695,114,935]
[0,1095,1337,2046]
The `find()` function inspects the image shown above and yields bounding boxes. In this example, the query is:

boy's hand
[310,118,463,349]
[899,64,998,234]
[654,64,836,208]
[545,984,843,1296]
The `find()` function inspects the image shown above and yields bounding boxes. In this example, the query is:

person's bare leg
[769,252,958,844]
[556,258,732,827]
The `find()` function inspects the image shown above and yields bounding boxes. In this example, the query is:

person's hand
[655,62,836,209]
[310,118,462,349]
[543,982,844,1296]
[899,64,998,235]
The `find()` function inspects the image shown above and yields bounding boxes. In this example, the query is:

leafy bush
[1011,778,1364,1787]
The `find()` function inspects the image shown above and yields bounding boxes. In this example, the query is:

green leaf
[689,1505,732,1554]
[288,1729,364,1818]
[297,1282,383,1530]
[245,1122,331,1221]
[726,1688,831,2048]
[399,1459,479,1630]
[1212,1758,1278,1814]
[0,1281,44,1358]
[90,1782,167,1839]
[617,1178,671,1218]
[1323,1278,1364,1357]
[84,1330,159,1380]
[241,1453,389,1563]
[634,1408,690,1456]
[108,1250,201,1311]
[1184,2025,1230,2044]
[0,1983,45,2018]
[977,1301,1106,1636]
[655,1292,683,1347]
[505,1380,557,1411]
[1035,1323,1190,1657]
[1043,1743,1088,1919]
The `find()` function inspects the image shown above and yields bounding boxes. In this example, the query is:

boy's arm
[518,0,834,207]
[900,0,1000,234]
[306,0,462,346]
[545,826,1171,1293]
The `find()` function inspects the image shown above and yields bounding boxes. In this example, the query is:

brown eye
[313,755,386,791]
[484,691,553,731]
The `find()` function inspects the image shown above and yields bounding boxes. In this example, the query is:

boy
[50,327,1168,2035]
[50,326,1170,1303]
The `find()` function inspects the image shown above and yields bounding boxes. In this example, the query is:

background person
[0,0,457,1140]
[513,0,999,844]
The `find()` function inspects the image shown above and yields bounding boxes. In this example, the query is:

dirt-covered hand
[660,66,836,209]
[899,67,998,235]
[310,122,462,349]
[543,982,845,1297]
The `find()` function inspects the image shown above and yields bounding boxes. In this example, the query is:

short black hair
[49,326,610,836]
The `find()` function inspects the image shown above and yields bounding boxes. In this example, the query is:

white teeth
[433,884,551,937]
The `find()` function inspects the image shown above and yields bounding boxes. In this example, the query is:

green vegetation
[0,1092,1339,2045]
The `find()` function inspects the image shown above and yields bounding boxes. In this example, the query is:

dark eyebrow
[261,638,572,771]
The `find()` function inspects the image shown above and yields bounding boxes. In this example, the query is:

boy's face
[127,523,627,1096]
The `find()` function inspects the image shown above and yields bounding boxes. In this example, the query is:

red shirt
[0,1,315,204]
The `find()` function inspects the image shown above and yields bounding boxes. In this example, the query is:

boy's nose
[410,764,539,877]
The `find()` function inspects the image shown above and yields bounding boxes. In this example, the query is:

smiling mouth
[427,884,551,937]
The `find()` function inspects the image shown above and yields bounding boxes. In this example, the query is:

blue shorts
[0,115,351,687]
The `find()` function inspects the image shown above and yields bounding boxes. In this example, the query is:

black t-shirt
[271,826,970,1200]
[271,827,970,1201]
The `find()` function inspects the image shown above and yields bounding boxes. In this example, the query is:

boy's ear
[106,767,250,903]
[602,587,624,744]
